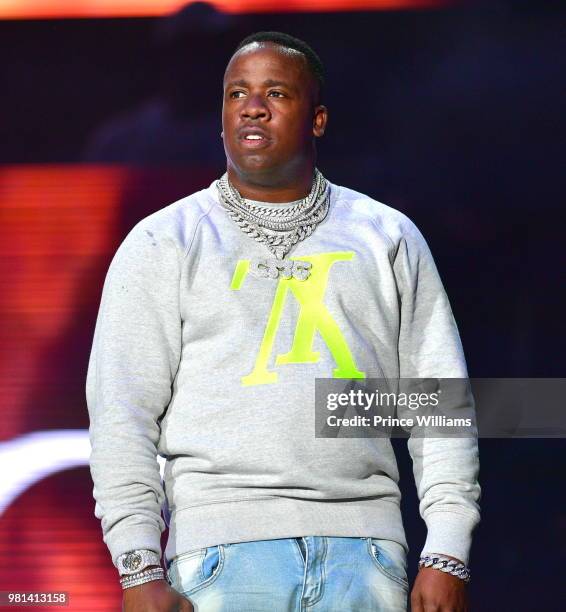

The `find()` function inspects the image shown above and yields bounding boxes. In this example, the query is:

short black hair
[232,31,325,104]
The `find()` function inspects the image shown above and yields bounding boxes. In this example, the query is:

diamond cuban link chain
[216,168,330,280]
[418,554,471,583]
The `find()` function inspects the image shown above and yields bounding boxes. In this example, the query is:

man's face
[222,42,327,184]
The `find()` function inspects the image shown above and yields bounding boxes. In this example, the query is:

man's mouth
[238,127,271,148]
[240,134,270,148]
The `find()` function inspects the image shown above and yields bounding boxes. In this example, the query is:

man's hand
[410,567,469,612]
[122,579,194,612]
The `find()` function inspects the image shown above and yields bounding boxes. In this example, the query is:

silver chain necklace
[216,168,330,281]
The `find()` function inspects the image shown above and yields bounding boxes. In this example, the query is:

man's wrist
[120,566,165,590]
[125,564,163,577]
[418,553,471,583]
[117,549,162,576]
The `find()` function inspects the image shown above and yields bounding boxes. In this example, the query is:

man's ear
[313,105,328,138]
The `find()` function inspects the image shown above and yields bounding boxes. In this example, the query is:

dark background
[1,0,564,609]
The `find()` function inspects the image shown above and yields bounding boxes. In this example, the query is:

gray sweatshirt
[86,178,480,571]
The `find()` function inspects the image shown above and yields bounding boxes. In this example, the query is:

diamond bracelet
[120,567,165,590]
[418,554,471,583]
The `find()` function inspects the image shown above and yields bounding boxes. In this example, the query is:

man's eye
[268,91,285,97]
[230,91,245,98]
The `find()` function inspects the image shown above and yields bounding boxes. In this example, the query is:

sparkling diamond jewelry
[418,554,471,583]
[216,168,330,280]
[249,257,312,281]
[117,549,161,576]
[120,567,165,590]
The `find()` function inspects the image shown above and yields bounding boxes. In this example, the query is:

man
[87,31,480,612]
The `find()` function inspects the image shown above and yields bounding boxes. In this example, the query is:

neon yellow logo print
[230,252,366,386]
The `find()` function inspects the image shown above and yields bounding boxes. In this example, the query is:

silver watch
[117,549,161,576]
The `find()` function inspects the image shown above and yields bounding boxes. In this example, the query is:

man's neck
[226,166,315,203]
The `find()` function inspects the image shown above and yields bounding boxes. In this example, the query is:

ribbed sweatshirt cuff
[106,524,163,570]
[421,510,479,566]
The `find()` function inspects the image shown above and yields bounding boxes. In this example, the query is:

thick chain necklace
[216,168,330,281]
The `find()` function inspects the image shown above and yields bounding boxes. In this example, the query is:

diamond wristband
[120,567,165,590]
[117,549,161,576]
[418,554,471,583]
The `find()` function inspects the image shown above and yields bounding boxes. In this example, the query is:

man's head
[222,31,328,199]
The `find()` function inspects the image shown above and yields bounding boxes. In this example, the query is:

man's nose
[241,94,269,120]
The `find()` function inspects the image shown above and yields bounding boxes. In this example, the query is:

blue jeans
[166,536,409,611]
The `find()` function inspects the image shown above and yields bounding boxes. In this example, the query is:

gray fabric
[86,179,480,570]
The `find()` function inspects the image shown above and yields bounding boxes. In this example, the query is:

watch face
[123,553,142,571]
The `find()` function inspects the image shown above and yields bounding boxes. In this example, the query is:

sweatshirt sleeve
[86,219,182,569]
[393,218,481,566]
